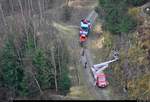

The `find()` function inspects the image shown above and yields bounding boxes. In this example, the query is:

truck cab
[96,73,109,88]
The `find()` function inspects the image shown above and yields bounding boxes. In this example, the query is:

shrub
[32,48,52,89]
[0,39,29,96]
[126,0,149,6]
[58,71,71,94]
[128,7,141,17]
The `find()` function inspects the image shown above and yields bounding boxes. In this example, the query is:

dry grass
[128,7,141,17]
[65,86,94,100]
[128,73,150,99]
[93,23,103,34]
[68,0,97,9]
[89,37,104,49]
[52,20,96,100]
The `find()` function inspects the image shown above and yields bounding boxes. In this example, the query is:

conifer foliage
[0,22,71,97]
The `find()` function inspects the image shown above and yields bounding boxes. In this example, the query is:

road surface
[80,10,122,100]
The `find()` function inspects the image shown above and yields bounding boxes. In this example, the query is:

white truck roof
[80,22,88,28]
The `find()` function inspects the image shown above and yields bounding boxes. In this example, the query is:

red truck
[96,73,109,88]
[91,55,119,88]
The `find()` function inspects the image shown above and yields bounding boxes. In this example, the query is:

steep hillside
[95,0,150,100]
[0,0,149,101]
[0,0,98,101]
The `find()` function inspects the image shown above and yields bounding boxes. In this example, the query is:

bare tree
[30,0,34,14]
[29,0,37,49]
[57,41,65,80]
[42,0,45,19]
[51,47,58,92]
[0,3,12,35]
[18,0,29,50]
[22,54,44,96]
[38,0,43,25]
[27,0,31,19]
[0,4,7,28]
[10,0,14,14]
[32,71,43,95]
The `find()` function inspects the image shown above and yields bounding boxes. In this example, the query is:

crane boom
[93,58,118,70]
[91,58,118,80]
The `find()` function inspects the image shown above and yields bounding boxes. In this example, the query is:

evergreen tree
[58,70,71,92]
[99,0,137,34]
[0,22,71,96]
[0,39,28,96]
[32,48,51,89]
[126,0,148,6]
[54,40,71,92]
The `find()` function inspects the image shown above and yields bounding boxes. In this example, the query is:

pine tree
[58,70,71,94]
[99,0,137,34]
[126,0,148,6]
[0,39,28,96]
[32,48,51,89]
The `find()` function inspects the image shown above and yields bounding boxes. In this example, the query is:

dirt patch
[65,86,94,100]
[90,37,104,49]
[68,0,97,8]
[93,23,103,34]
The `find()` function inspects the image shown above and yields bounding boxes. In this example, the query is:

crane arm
[93,58,118,69]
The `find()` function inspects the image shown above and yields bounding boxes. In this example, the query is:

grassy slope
[90,5,150,100]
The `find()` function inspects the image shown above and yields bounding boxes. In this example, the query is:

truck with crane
[91,51,119,88]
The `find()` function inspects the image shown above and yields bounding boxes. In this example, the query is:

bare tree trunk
[10,0,14,14]
[123,59,128,93]
[42,0,45,20]
[18,0,25,26]
[57,40,61,76]
[15,45,23,65]
[18,0,29,50]
[51,47,58,92]
[44,0,48,10]
[38,0,43,25]
[29,0,36,49]
[8,0,14,33]
[27,0,36,49]
[25,66,44,96]
[30,0,34,13]
[76,60,80,85]
[32,72,43,95]
[28,0,31,19]
[0,3,12,35]
[32,21,37,49]
[23,58,44,96]
[0,4,7,27]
